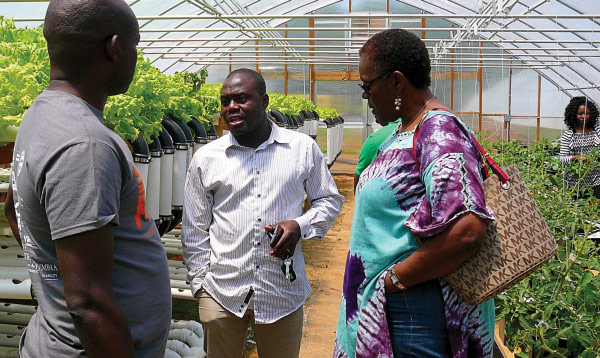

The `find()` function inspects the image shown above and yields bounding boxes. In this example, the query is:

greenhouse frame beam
[12,14,600,21]
[163,54,583,64]
[137,27,600,32]
[138,37,600,44]
[154,51,600,59]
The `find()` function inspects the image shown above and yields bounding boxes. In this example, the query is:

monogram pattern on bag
[446,164,558,305]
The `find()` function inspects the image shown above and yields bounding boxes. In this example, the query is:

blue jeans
[385,279,451,358]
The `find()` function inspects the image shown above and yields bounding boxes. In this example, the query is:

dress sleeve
[405,113,495,238]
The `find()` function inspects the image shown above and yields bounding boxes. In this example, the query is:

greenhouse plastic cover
[0,0,598,105]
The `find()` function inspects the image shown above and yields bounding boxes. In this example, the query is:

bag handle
[412,110,509,185]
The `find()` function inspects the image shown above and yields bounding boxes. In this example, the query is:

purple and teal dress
[334,110,496,358]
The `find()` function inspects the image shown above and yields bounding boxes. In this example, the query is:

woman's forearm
[386,213,486,291]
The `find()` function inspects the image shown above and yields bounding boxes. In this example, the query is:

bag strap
[412,110,509,184]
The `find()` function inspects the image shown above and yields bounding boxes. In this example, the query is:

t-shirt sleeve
[405,113,495,238]
[355,136,379,177]
[41,141,126,240]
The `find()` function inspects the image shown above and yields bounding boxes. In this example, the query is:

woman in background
[559,96,600,199]
[334,28,495,358]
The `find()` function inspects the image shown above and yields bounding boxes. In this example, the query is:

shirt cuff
[293,212,316,240]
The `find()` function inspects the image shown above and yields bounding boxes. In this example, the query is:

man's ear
[105,34,119,63]
[262,93,269,110]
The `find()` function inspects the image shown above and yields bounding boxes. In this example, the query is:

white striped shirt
[182,121,344,323]
[559,123,600,187]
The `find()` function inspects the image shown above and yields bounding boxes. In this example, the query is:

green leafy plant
[486,139,600,358]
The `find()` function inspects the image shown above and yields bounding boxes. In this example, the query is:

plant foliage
[487,139,600,358]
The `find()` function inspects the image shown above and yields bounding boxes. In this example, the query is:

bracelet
[388,264,408,291]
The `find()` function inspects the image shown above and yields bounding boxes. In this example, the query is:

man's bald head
[44,0,138,82]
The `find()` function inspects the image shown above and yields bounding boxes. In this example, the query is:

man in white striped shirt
[182,68,344,358]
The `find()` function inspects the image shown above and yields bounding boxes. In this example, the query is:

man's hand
[56,225,135,358]
[265,220,301,259]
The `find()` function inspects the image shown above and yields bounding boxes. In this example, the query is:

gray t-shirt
[11,90,171,357]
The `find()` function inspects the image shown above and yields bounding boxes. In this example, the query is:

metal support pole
[478,42,483,132]
[537,74,542,141]
[309,16,315,103]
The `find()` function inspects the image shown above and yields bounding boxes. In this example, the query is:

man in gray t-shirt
[3,1,171,357]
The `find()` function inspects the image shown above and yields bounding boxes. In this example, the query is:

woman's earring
[394,98,401,111]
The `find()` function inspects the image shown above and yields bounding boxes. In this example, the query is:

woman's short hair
[360,28,431,90]
[564,96,599,130]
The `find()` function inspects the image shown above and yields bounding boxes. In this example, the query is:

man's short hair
[225,68,267,96]
[44,0,136,76]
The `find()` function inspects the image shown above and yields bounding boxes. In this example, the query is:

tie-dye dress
[334,110,496,358]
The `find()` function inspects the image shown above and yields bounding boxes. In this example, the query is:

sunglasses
[358,72,390,96]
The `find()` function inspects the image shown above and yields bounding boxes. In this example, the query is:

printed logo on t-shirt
[133,166,151,228]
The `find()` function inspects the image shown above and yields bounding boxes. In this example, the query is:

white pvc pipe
[0,255,26,267]
[136,162,150,191]
[169,272,188,281]
[0,303,36,315]
[0,267,29,281]
[171,288,194,300]
[326,127,334,166]
[0,247,25,255]
[172,149,187,207]
[168,329,205,358]
[170,280,191,290]
[0,311,33,325]
[168,266,188,274]
[160,153,174,217]
[0,334,21,348]
[170,320,204,341]
[0,346,18,358]
[168,260,187,268]
[311,119,319,137]
[0,279,32,300]
[0,323,26,336]
[165,349,183,358]
[164,246,183,255]
[146,156,161,221]
[192,143,204,155]
[166,339,194,357]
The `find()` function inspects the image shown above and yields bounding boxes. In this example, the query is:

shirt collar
[225,119,291,150]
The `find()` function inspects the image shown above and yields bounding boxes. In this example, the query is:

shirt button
[257,194,261,198]
[258,218,262,222]
[256,170,260,174]
[256,265,260,269]
[257,242,261,246]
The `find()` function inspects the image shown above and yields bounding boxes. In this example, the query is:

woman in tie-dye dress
[334,29,496,358]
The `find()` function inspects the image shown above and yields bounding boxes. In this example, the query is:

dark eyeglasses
[358,72,390,96]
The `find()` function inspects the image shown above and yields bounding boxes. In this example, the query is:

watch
[388,265,408,291]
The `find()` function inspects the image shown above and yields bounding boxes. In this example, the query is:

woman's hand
[572,155,589,163]
[384,269,402,293]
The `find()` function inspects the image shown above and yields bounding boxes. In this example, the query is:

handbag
[412,112,558,305]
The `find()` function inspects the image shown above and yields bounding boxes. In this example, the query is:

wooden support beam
[255,40,260,73]
[228,53,232,73]
[537,74,542,141]
[421,16,426,39]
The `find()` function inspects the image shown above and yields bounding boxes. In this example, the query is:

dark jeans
[385,279,451,358]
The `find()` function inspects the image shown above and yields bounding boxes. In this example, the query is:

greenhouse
[0,0,599,357]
